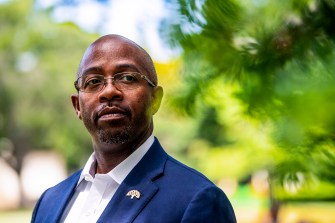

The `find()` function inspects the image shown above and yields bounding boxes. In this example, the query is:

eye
[84,76,104,88]
[117,73,139,83]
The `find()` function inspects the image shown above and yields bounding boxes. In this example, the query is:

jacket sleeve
[181,185,236,223]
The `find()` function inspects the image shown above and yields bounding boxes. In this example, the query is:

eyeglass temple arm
[142,76,156,87]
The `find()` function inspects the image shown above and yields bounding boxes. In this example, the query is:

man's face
[72,37,162,147]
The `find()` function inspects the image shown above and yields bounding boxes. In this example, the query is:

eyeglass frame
[74,72,156,93]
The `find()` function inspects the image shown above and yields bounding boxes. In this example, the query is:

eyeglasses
[74,72,156,93]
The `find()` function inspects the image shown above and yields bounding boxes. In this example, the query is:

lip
[97,106,128,121]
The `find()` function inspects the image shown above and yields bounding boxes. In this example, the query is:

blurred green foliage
[0,0,99,172]
[163,0,335,200]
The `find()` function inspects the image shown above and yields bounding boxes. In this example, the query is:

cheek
[79,96,95,118]
[128,90,152,116]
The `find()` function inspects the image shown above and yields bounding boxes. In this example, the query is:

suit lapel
[98,178,159,223]
[97,139,167,223]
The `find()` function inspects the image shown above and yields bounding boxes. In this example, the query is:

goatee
[97,124,132,144]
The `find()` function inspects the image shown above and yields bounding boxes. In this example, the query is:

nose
[98,78,123,102]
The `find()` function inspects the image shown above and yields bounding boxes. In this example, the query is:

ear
[150,86,163,115]
[71,94,82,120]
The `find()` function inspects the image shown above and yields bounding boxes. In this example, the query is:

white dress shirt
[60,135,154,223]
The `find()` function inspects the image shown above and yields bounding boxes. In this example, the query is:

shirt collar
[77,135,154,186]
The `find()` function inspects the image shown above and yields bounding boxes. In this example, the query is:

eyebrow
[79,64,141,77]
[80,66,103,77]
[114,63,141,73]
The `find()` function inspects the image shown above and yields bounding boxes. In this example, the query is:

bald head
[77,34,158,85]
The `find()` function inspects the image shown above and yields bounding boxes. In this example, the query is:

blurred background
[1,0,335,222]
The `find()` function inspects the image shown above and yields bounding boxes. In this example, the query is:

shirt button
[85,211,91,216]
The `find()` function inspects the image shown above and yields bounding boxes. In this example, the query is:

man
[31,34,236,223]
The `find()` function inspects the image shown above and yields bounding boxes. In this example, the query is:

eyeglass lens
[76,73,151,92]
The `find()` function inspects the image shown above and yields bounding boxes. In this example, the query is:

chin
[97,125,132,144]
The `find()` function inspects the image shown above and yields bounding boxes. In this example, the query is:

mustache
[93,103,131,123]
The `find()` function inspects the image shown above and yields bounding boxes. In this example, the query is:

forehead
[78,38,147,76]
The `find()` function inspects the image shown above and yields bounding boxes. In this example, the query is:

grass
[0,209,32,223]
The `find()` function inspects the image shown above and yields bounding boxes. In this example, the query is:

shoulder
[153,155,236,222]
[159,155,229,200]
[164,155,215,187]
[36,169,81,202]
[31,170,82,222]
[166,157,236,222]
[181,184,237,223]
[45,170,81,193]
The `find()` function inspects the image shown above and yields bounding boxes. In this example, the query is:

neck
[94,143,135,174]
[93,132,151,174]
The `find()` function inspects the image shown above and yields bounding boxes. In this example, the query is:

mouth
[97,106,129,122]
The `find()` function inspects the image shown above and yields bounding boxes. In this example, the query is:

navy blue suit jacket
[31,139,236,223]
